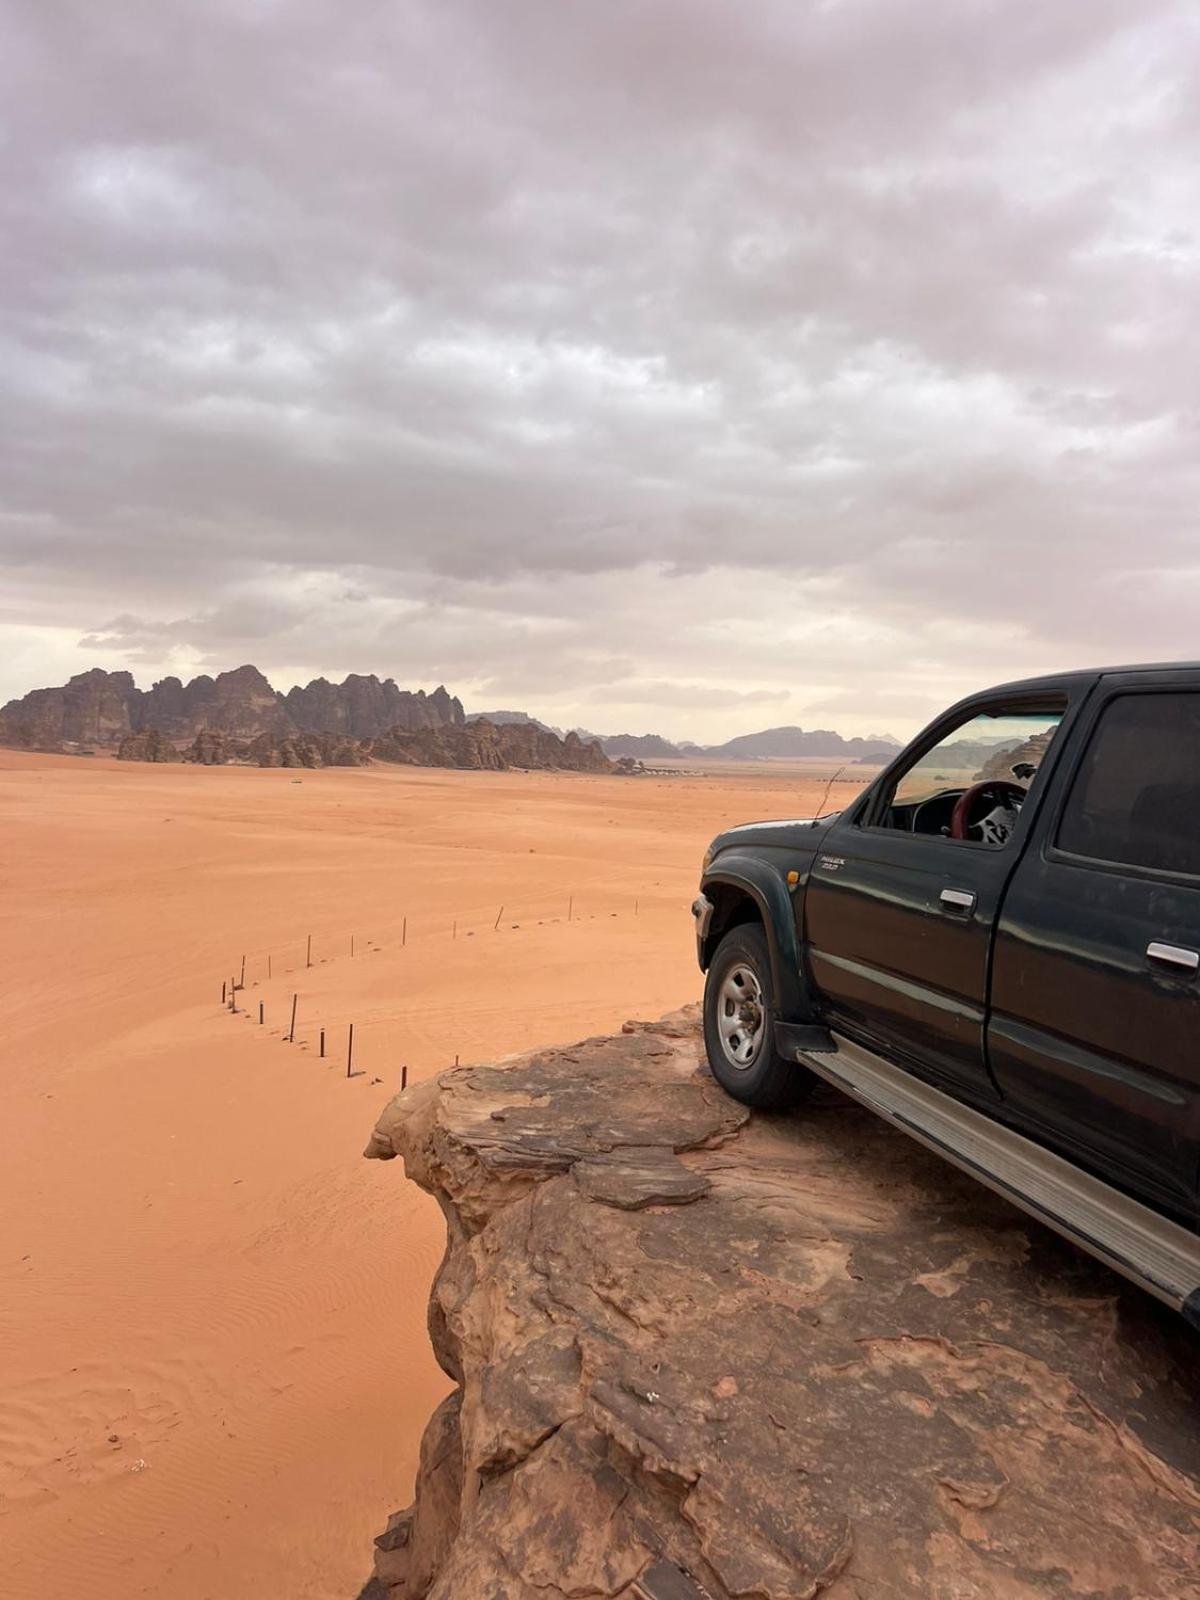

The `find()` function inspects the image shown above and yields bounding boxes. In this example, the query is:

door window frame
[855,689,1073,849]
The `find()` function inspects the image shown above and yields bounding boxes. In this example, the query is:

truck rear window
[1057,692,1200,877]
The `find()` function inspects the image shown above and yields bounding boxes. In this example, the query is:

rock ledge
[364,1008,1200,1599]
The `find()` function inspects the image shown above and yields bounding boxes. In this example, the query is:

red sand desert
[0,751,865,1599]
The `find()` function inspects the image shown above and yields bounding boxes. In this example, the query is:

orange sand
[0,751,862,1599]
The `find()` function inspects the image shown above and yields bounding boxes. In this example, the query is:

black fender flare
[701,853,804,1021]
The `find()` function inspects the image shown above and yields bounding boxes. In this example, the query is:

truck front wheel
[702,923,813,1108]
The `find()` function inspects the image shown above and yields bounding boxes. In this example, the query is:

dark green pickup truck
[693,663,1200,1325]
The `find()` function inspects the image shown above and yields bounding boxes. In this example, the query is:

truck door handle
[939,888,976,912]
[1146,941,1200,973]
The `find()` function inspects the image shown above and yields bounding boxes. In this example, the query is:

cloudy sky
[2,1,1198,741]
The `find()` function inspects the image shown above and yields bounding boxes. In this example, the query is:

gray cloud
[2,0,1198,740]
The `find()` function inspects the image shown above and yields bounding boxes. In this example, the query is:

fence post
[401,1064,407,1090]
[239,954,246,988]
[259,1001,264,1025]
[288,993,297,1043]
[319,1028,325,1059]
[494,905,504,930]
[346,1023,354,1078]
[306,933,312,969]
[222,980,226,1005]
[568,895,573,921]
[402,916,407,947]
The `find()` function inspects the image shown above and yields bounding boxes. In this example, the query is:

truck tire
[702,923,814,1108]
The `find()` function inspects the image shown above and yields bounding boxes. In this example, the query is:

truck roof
[978,661,1200,697]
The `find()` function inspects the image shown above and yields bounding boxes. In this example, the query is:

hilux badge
[819,855,845,871]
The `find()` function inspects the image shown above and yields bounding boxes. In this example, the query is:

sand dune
[0,751,863,1599]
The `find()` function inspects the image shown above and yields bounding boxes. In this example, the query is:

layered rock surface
[363,1009,1200,1600]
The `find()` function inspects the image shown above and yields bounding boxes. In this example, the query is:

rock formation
[186,730,237,766]
[110,714,605,773]
[371,719,611,773]
[242,731,370,769]
[116,728,178,763]
[363,1009,1200,1599]
[284,677,465,739]
[977,727,1058,784]
[0,666,464,755]
[0,668,140,750]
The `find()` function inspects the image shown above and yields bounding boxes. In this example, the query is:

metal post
[259,1001,264,1025]
[306,933,312,969]
[402,916,407,947]
[288,993,297,1043]
[346,1023,354,1078]
[401,1065,407,1090]
[239,954,246,988]
[268,953,272,980]
[222,980,226,1005]
[319,1028,325,1058]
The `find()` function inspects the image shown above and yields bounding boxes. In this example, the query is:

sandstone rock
[0,665,463,754]
[372,718,612,774]
[0,668,138,750]
[284,676,465,740]
[364,1010,1200,1599]
[116,728,178,762]
[186,730,238,765]
[976,727,1057,783]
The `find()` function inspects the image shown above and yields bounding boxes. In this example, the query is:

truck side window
[1056,692,1200,877]
[873,704,1064,843]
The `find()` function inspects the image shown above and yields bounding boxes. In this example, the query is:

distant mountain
[575,730,682,760]
[704,727,900,761]
[466,709,563,735]
[0,666,464,752]
[574,724,901,762]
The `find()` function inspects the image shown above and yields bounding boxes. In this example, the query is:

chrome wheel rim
[716,963,765,1070]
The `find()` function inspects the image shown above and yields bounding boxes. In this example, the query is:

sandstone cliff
[285,676,464,738]
[0,667,464,753]
[0,667,140,749]
[363,1010,1200,1600]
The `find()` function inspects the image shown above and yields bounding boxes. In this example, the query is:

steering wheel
[949,780,1028,842]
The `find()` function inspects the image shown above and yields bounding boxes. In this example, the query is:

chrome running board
[796,1033,1200,1327]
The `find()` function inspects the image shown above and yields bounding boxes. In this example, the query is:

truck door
[989,676,1200,1219]
[804,694,1071,1104]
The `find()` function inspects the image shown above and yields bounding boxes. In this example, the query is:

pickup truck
[693,664,1200,1325]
